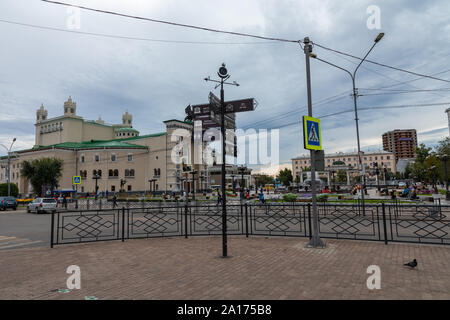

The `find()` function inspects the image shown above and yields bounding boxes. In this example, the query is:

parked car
[398,182,407,187]
[27,198,57,214]
[0,197,17,211]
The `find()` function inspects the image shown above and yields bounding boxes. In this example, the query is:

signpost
[72,176,81,185]
[303,37,325,248]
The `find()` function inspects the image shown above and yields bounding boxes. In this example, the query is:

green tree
[0,183,19,197]
[255,174,274,188]
[277,168,293,186]
[434,137,450,186]
[435,137,450,157]
[335,169,347,183]
[20,158,63,196]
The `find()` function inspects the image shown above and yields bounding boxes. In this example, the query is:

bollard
[381,203,388,245]
[50,211,55,248]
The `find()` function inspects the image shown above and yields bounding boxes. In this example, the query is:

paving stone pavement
[0,236,449,300]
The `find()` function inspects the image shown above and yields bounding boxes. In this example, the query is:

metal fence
[50,202,450,247]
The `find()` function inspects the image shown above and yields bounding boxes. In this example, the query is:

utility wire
[316,46,450,100]
[240,91,350,129]
[359,87,450,92]
[318,102,450,119]
[313,42,450,84]
[0,19,282,45]
[41,0,300,43]
[251,101,450,131]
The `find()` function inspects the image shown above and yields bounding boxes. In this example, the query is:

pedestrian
[259,192,265,204]
[63,196,67,210]
[113,194,117,208]
[217,191,222,206]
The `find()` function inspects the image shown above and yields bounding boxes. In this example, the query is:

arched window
[98,170,102,177]
[154,168,157,176]
[130,169,135,177]
[93,170,97,176]
[109,169,113,177]
[114,169,118,177]
[157,168,161,176]
[125,169,129,177]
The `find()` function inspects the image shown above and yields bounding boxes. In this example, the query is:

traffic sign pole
[304,37,325,249]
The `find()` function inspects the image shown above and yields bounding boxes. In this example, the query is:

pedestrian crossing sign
[303,116,322,150]
[72,176,81,185]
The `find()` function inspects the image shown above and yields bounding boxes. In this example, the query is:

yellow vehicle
[264,184,274,191]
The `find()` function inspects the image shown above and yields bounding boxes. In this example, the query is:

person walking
[113,194,117,209]
[259,192,265,204]
[217,191,222,206]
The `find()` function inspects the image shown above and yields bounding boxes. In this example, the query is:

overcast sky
[0,0,449,174]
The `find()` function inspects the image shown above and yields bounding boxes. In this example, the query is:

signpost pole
[304,37,325,248]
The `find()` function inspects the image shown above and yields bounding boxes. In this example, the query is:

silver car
[27,198,57,214]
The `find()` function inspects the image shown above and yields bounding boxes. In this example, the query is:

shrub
[282,193,298,202]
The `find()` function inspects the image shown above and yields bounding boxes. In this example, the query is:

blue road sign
[303,116,322,150]
[73,176,81,185]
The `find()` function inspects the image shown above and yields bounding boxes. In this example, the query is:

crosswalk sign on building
[303,116,322,150]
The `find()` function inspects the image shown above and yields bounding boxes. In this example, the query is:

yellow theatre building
[0,97,204,196]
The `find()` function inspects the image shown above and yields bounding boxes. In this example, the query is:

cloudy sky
[0,0,449,174]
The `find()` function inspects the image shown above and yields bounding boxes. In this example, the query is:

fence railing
[50,202,450,247]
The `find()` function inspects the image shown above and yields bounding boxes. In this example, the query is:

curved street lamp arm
[312,56,354,81]
[353,41,378,79]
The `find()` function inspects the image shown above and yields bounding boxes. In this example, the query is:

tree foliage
[20,158,64,196]
[255,174,274,188]
[335,169,347,183]
[0,183,18,197]
[277,168,293,186]
[406,139,450,185]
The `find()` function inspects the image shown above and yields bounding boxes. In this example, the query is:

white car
[27,198,57,214]
[398,182,407,187]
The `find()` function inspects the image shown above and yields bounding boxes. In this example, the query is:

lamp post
[238,165,246,200]
[443,155,450,200]
[310,32,384,214]
[148,178,156,196]
[190,170,197,201]
[303,37,324,248]
[120,179,127,193]
[204,63,239,258]
[92,173,101,200]
[0,138,17,197]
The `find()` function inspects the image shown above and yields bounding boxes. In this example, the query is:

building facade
[0,98,207,196]
[291,150,396,182]
[382,129,418,163]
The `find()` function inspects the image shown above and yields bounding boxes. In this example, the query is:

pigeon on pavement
[404,259,418,268]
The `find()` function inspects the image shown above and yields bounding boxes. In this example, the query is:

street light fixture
[310,32,385,214]
[0,138,17,197]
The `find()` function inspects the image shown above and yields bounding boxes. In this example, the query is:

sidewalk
[1,236,449,300]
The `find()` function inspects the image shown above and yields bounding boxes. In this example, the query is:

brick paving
[0,236,449,300]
